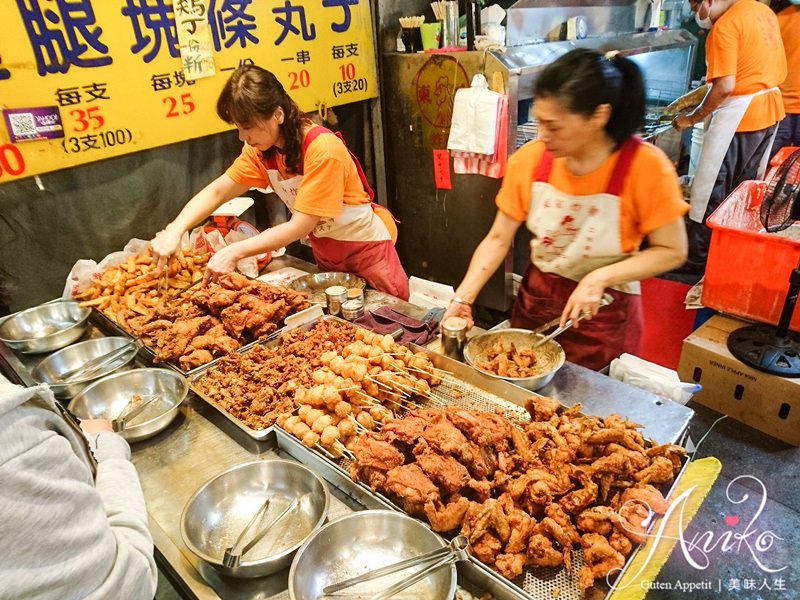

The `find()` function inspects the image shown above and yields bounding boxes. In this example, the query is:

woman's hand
[151,224,184,275]
[203,244,243,284]
[561,271,607,328]
[443,302,474,329]
[80,418,113,434]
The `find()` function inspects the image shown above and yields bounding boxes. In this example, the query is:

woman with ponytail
[152,65,409,299]
[444,49,688,370]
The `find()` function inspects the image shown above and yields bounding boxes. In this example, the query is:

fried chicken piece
[415,448,471,494]
[424,496,470,532]
[467,478,493,502]
[465,498,511,544]
[535,517,576,573]
[604,443,649,471]
[495,552,527,580]
[384,464,440,509]
[351,436,404,471]
[186,323,241,356]
[609,528,633,557]
[422,412,470,458]
[645,443,687,473]
[591,452,632,477]
[156,315,214,361]
[382,414,429,445]
[526,533,563,568]
[634,456,674,485]
[471,532,503,566]
[621,484,670,514]
[220,302,249,338]
[510,426,538,467]
[616,499,650,544]
[575,506,617,536]
[579,533,625,591]
[544,504,580,545]
[180,349,214,370]
[524,396,561,422]
[217,272,251,290]
[559,470,599,515]
[498,493,535,554]
[445,407,511,451]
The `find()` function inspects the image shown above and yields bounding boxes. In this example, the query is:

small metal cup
[441,316,467,361]
[325,285,348,317]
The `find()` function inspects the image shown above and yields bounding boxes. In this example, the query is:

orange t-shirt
[496,140,688,255]
[225,129,371,218]
[777,6,800,114]
[705,0,787,132]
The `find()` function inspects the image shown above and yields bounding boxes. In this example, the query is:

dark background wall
[0,101,369,314]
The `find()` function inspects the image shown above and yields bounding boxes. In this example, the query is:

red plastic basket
[703,180,800,333]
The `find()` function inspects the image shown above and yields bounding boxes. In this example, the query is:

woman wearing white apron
[672,0,786,275]
[151,65,409,299]
[444,50,688,371]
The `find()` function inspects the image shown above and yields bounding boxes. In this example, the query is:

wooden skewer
[315,443,337,460]
[335,440,356,460]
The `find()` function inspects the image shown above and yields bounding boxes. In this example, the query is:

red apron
[511,138,644,370]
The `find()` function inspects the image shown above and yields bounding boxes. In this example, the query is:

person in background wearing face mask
[671,0,786,276]
[769,0,800,158]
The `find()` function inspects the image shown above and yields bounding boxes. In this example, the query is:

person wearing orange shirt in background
[443,50,688,371]
[672,0,787,276]
[151,65,409,299]
[770,0,800,158]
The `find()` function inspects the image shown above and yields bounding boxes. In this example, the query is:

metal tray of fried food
[275,346,692,600]
[90,303,321,378]
[274,426,529,600]
[188,314,357,442]
[89,308,231,378]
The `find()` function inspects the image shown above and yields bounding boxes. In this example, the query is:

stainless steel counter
[0,255,694,599]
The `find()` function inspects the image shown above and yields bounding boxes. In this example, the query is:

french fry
[126,255,136,273]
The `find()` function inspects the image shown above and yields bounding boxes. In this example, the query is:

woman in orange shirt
[444,50,688,370]
[151,65,409,299]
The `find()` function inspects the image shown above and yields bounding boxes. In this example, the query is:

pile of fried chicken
[194,319,358,430]
[121,272,309,370]
[476,341,539,378]
[350,397,685,591]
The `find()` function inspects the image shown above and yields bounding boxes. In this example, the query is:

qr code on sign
[8,113,36,137]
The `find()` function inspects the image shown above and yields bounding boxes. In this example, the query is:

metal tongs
[321,535,470,600]
[55,340,140,383]
[221,497,299,569]
[112,393,163,432]
[531,293,614,349]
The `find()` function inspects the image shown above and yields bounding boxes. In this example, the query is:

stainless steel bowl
[288,272,366,305]
[289,510,456,600]
[463,328,566,391]
[68,368,187,442]
[32,336,138,399]
[0,300,90,354]
[181,459,329,579]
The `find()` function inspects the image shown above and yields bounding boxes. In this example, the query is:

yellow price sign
[0,0,378,184]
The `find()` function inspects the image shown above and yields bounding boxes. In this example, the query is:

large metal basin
[0,300,90,354]
[289,510,456,600]
[68,368,187,442]
[463,328,566,391]
[181,459,329,579]
[32,336,138,399]
[287,272,365,305]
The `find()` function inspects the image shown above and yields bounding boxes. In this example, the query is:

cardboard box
[678,314,800,446]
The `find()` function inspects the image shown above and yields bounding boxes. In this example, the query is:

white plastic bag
[609,353,701,405]
[447,74,502,155]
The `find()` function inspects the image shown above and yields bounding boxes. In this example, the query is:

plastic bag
[609,353,701,405]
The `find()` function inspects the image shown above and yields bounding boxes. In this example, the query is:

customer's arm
[0,380,157,600]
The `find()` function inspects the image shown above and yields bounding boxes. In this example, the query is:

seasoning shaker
[440,316,468,361]
[325,285,348,317]
[341,299,365,321]
[346,287,365,303]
